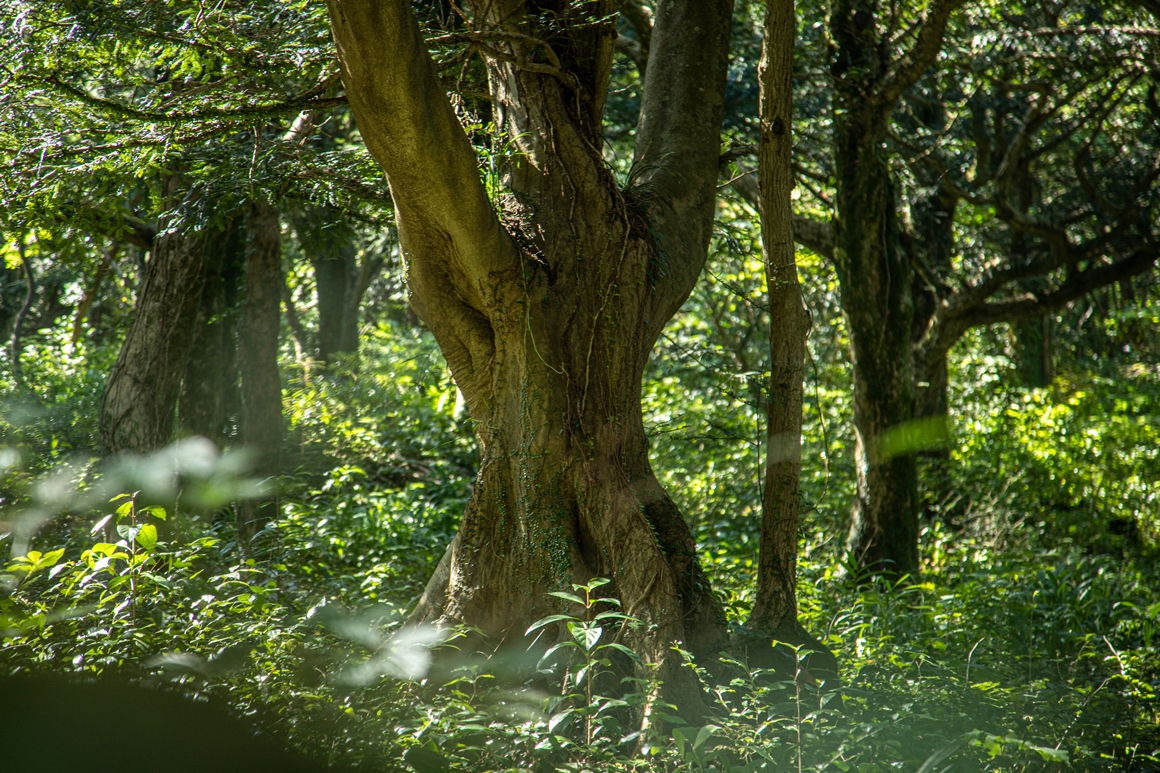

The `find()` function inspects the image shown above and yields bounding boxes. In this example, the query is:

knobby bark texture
[327,0,733,711]
[237,200,284,540]
[101,180,212,455]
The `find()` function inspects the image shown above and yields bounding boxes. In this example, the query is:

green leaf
[526,614,576,635]
[1033,747,1068,762]
[568,621,601,651]
[694,724,720,749]
[596,642,642,664]
[142,506,167,521]
[135,523,158,551]
[35,549,65,569]
[593,611,632,622]
[546,591,586,606]
[548,710,573,733]
[581,577,610,591]
[538,640,579,667]
[672,727,688,756]
[403,746,449,773]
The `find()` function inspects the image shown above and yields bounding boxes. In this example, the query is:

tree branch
[620,0,654,74]
[325,0,512,413]
[960,247,1159,329]
[325,0,513,297]
[40,73,346,125]
[876,0,968,113]
[631,0,734,288]
[122,215,158,250]
[722,160,835,260]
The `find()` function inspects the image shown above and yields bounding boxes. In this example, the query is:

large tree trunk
[831,13,919,577]
[237,201,284,540]
[180,218,245,445]
[101,185,211,455]
[327,0,733,712]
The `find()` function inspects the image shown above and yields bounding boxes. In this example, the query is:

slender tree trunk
[1008,160,1053,388]
[293,208,360,363]
[71,248,115,345]
[237,200,284,540]
[101,187,211,455]
[914,351,950,420]
[180,218,245,445]
[9,241,34,386]
[909,186,957,421]
[748,0,810,643]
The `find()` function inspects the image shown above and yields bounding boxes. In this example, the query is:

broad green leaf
[568,621,601,651]
[694,724,720,749]
[526,614,575,635]
[598,642,642,664]
[135,523,158,551]
[546,591,586,606]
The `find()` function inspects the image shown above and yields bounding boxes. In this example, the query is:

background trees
[1,0,1159,770]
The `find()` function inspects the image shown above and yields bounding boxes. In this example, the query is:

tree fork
[327,0,735,714]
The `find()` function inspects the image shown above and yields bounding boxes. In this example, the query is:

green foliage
[3,3,1159,769]
[949,329,1160,546]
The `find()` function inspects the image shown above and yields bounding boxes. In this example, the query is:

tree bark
[327,0,733,713]
[237,200,284,541]
[829,0,964,576]
[1013,313,1053,388]
[292,208,360,363]
[100,183,211,455]
[832,110,919,574]
[180,218,245,445]
[748,0,808,642]
[9,240,34,386]
[908,185,957,421]
[71,248,115,345]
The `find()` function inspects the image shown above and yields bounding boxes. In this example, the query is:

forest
[1,0,1159,770]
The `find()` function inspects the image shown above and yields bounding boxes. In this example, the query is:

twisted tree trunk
[328,0,733,711]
